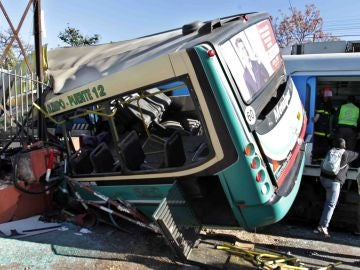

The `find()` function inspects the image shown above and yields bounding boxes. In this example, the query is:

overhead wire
[321,16,360,39]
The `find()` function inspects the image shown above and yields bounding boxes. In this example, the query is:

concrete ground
[213,223,360,270]
[0,220,359,270]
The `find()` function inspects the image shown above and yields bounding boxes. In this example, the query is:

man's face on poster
[235,38,251,68]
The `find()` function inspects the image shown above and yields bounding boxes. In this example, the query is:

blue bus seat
[89,142,115,173]
[118,130,146,171]
[164,132,186,168]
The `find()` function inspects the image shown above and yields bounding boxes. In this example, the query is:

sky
[1,0,360,50]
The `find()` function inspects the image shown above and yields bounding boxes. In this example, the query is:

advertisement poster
[221,19,281,102]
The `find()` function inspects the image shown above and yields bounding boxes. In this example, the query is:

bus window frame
[58,76,216,178]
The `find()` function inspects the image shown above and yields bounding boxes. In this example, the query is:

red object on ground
[0,183,48,224]
[16,148,61,182]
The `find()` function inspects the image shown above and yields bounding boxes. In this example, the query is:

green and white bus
[43,12,307,232]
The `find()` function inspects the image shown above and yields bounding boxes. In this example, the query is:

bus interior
[53,79,238,226]
[317,77,360,109]
[64,80,211,175]
[312,77,360,152]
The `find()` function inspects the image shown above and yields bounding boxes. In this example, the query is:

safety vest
[338,103,360,127]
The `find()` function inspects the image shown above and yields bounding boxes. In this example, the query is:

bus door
[291,76,317,136]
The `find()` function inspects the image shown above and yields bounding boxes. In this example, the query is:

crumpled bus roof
[46,12,265,95]
[46,29,182,94]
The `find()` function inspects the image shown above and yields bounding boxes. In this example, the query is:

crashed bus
[1,12,307,250]
[41,12,307,233]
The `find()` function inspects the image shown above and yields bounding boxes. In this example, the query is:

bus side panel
[292,76,316,136]
[77,184,173,218]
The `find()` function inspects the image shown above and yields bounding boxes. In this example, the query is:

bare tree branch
[272,4,339,48]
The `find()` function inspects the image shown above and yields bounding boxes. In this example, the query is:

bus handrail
[33,102,117,125]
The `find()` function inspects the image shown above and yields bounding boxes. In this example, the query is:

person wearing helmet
[312,87,335,163]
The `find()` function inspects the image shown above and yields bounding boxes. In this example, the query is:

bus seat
[127,97,156,127]
[70,149,93,174]
[145,88,171,113]
[124,91,171,128]
[89,142,115,173]
[118,130,145,171]
[80,135,98,151]
[191,142,209,162]
[164,132,186,168]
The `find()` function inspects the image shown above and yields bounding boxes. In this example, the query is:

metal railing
[0,69,47,144]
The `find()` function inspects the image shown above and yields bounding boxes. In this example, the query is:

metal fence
[0,69,47,144]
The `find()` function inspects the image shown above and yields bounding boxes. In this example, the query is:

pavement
[215,222,360,270]
[0,219,359,270]
[0,219,198,270]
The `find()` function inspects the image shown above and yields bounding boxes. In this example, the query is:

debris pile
[0,140,160,239]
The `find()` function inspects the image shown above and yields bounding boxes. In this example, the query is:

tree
[272,4,339,48]
[58,26,100,47]
[0,29,33,69]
